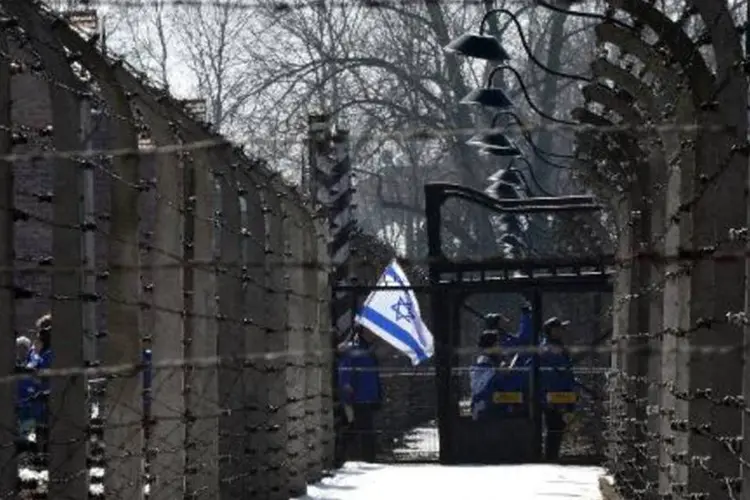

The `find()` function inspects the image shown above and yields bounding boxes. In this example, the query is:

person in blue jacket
[469,326,504,421]
[16,336,38,440]
[337,327,382,461]
[498,302,533,364]
[27,314,53,454]
[539,316,576,461]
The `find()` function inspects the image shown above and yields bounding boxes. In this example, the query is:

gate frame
[424,182,614,464]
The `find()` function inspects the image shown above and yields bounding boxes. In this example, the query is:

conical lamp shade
[444,33,510,61]
[460,87,513,109]
[488,168,524,187]
[468,133,521,157]
[488,181,521,200]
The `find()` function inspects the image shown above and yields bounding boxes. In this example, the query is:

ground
[295,462,604,500]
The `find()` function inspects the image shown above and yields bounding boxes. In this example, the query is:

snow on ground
[295,462,604,500]
[299,413,603,500]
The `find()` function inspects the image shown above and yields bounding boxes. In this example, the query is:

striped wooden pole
[328,130,354,339]
[307,116,354,339]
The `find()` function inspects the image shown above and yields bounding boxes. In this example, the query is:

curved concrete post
[44,9,146,498]
[0,24,16,499]
[183,144,220,499]
[302,211,324,483]
[259,180,290,500]
[590,55,680,492]
[7,3,88,498]
[682,4,748,496]
[315,216,335,470]
[605,0,714,105]
[215,158,245,498]
[236,166,270,497]
[594,3,747,495]
[139,111,186,499]
[280,191,309,497]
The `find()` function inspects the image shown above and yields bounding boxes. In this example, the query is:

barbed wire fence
[577,2,750,500]
[0,2,341,499]
[3,1,750,500]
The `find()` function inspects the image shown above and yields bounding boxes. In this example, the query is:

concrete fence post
[260,183,290,499]
[0,27,15,498]
[147,116,186,499]
[315,218,334,470]
[283,197,308,497]
[238,166,271,497]
[184,147,220,498]
[216,160,245,498]
[303,215,324,483]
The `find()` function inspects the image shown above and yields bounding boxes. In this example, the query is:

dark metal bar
[530,291,543,461]
[426,182,602,220]
[332,274,613,294]
[431,255,615,273]
[425,184,454,465]
[493,195,597,207]
[493,204,603,213]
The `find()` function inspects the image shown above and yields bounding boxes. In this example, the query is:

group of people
[15,313,53,443]
[469,302,577,461]
[334,303,578,464]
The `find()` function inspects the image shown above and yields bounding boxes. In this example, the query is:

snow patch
[295,462,604,499]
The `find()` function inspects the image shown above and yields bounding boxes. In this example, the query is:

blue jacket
[539,337,577,410]
[470,354,527,420]
[26,349,52,421]
[338,341,382,405]
[499,311,533,365]
[17,352,39,421]
[500,311,532,348]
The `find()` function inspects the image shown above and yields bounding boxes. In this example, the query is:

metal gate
[333,182,614,465]
[424,183,614,465]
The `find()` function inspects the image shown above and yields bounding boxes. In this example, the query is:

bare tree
[109,0,258,133]
[109,0,600,255]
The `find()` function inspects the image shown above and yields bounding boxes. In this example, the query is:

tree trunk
[533,11,568,189]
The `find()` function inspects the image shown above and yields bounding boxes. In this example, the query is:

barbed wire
[2,1,750,499]
[0,121,740,163]
[57,0,607,12]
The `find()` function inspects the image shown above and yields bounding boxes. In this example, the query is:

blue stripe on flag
[359,306,428,362]
[384,265,403,286]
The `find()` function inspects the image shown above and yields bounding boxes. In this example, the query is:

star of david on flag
[354,259,434,366]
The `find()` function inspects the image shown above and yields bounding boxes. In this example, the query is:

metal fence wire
[5,2,750,500]
[0,4,342,499]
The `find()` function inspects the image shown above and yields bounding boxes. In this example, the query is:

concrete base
[599,475,622,500]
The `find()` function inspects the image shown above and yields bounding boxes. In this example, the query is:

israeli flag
[355,259,434,366]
